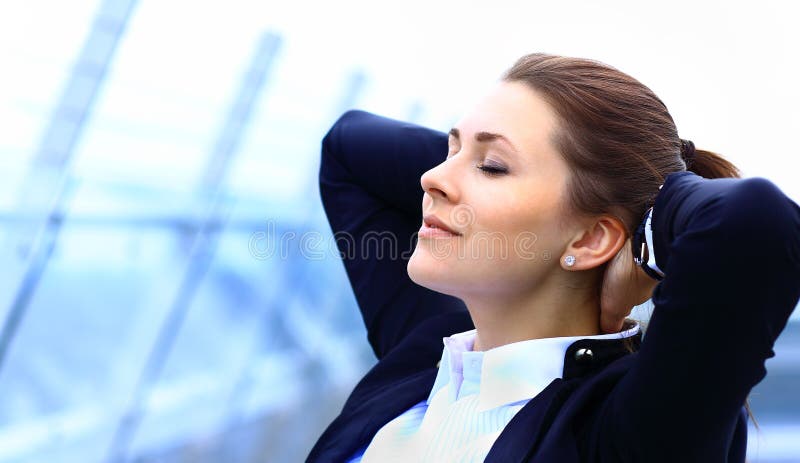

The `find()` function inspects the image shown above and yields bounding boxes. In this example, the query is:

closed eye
[477,163,508,176]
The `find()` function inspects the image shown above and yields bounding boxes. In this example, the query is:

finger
[600,310,625,334]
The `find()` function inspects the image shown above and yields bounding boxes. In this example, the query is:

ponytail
[681,139,741,179]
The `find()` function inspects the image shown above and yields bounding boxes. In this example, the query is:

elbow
[321,110,368,160]
[319,110,361,186]
[321,111,350,164]
[719,177,800,265]
[319,109,368,178]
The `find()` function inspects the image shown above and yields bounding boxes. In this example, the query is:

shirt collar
[427,322,641,412]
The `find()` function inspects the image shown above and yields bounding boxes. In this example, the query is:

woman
[306,53,800,462]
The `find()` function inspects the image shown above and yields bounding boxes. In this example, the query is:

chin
[407,247,463,296]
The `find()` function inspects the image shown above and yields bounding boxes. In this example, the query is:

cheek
[468,196,565,267]
[408,182,569,293]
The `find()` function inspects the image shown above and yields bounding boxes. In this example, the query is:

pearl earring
[564,255,576,267]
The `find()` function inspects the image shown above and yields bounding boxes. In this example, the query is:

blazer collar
[562,321,642,380]
[485,331,643,463]
[427,322,641,412]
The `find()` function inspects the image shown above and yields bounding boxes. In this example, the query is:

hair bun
[680,138,696,168]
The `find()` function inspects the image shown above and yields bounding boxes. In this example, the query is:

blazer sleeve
[319,110,468,359]
[601,171,800,461]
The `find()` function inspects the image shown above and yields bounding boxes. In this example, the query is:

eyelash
[476,163,507,176]
[447,149,508,176]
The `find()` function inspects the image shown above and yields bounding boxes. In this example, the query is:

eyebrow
[448,127,518,153]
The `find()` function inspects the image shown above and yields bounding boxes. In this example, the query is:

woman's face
[407,80,577,298]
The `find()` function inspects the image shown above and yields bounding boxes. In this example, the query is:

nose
[421,157,460,203]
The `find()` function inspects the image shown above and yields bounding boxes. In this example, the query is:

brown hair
[501,53,755,428]
[502,53,740,236]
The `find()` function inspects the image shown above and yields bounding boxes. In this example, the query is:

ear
[560,216,627,271]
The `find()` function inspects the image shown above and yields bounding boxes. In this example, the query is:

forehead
[453,80,560,157]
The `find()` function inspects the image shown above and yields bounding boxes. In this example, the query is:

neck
[465,272,602,352]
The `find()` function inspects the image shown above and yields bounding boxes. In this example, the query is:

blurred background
[0,0,798,462]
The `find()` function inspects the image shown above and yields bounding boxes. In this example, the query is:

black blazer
[306,110,800,462]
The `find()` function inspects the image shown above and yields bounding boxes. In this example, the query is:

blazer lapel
[307,368,438,463]
[483,377,571,463]
[484,335,640,463]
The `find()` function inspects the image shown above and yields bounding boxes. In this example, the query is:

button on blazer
[307,110,800,463]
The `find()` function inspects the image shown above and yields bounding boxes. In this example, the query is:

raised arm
[319,110,468,359]
[602,171,800,461]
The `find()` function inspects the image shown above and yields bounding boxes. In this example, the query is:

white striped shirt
[347,323,641,462]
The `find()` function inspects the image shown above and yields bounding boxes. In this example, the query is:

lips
[421,214,462,236]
